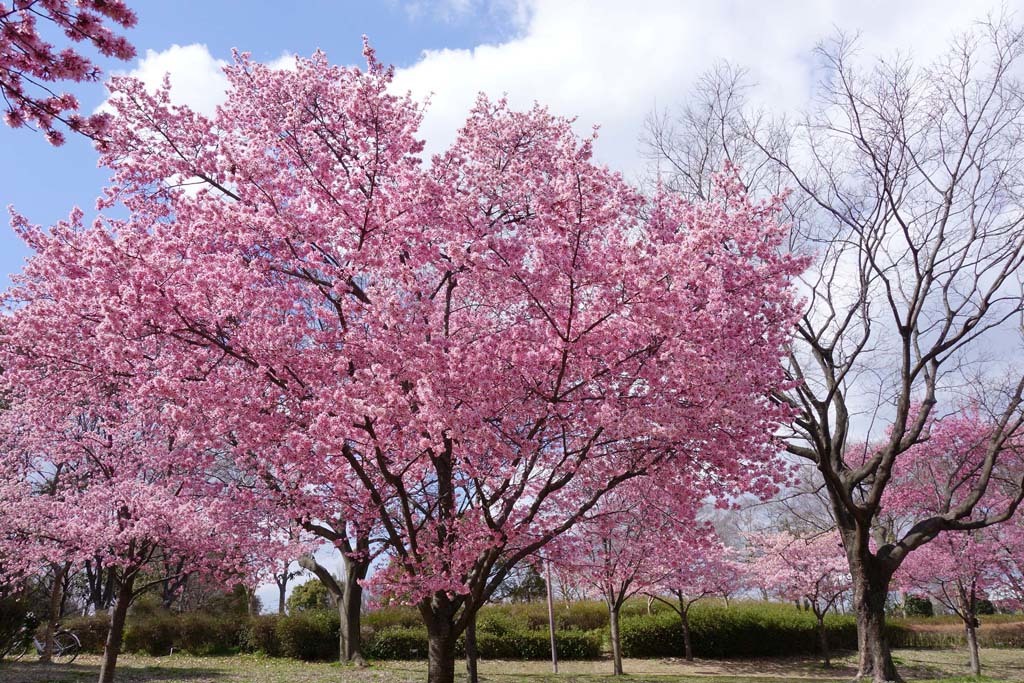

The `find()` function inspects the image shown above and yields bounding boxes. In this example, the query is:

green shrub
[241,615,282,657]
[472,629,547,659]
[476,610,521,636]
[554,629,602,660]
[0,596,29,658]
[619,602,857,659]
[887,621,1024,649]
[904,595,934,617]
[975,598,996,615]
[365,626,429,659]
[474,629,602,660]
[275,610,339,661]
[363,625,601,661]
[475,600,611,632]
[61,614,109,654]
[123,612,178,656]
[557,602,611,631]
[363,606,423,631]
[176,613,240,655]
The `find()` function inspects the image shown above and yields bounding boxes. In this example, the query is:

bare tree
[645,17,1024,683]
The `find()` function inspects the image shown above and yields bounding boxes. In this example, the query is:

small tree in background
[746,531,850,667]
[287,578,334,613]
[650,539,746,662]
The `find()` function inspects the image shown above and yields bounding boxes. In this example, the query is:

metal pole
[545,557,558,674]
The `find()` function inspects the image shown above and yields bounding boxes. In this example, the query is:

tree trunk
[851,563,900,683]
[98,572,136,683]
[341,556,369,665]
[680,608,693,662]
[40,562,70,663]
[816,612,831,668]
[608,602,624,675]
[426,615,458,683]
[277,580,287,615]
[465,611,479,683]
[964,618,981,677]
[298,551,367,665]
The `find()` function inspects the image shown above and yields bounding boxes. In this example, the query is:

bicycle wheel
[52,632,80,665]
[4,639,29,661]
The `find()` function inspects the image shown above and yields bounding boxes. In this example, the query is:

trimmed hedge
[365,626,429,659]
[122,611,244,656]
[176,613,240,655]
[473,629,601,660]
[362,625,602,661]
[363,606,423,631]
[61,614,109,654]
[274,610,339,661]
[43,599,1024,663]
[619,603,858,659]
[888,622,1024,649]
[241,614,282,657]
[124,613,179,656]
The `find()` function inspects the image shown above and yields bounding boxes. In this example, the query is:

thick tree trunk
[299,551,368,664]
[98,572,136,683]
[277,581,287,615]
[964,619,981,677]
[608,602,624,675]
[465,611,479,683]
[680,608,693,662]
[851,564,900,683]
[816,613,831,668]
[426,616,458,683]
[40,562,69,663]
[341,556,369,665]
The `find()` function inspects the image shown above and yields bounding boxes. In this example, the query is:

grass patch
[1,649,1023,683]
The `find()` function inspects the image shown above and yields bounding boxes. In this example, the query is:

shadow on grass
[0,659,226,683]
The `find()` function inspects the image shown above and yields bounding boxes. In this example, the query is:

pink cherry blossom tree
[546,480,705,675]
[884,409,1024,677]
[3,45,803,683]
[896,531,999,677]
[0,0,137,144]
[0,297,262,683]
[746,531,850,667]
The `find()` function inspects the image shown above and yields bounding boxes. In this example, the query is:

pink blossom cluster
[1,0,136,144]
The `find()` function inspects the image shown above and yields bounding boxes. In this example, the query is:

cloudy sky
[0,0,1017,605]
[1,0,1015,287]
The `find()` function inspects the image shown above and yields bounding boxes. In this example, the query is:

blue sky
[0,1,518,288]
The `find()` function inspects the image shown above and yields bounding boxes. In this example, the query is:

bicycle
[3,623,81,664]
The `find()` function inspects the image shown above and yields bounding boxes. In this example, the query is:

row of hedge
[61,610,602,661]
[618,604,859,658]
[363,601,615,633]
[56,600,1024,662]
[887,622,1024,649]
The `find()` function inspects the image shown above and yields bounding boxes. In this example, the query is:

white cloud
[113,44,229,115]
[111,2,1010,180]
[392,0,1011,181]
[105,45,296,116]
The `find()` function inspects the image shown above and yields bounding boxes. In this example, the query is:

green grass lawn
[2,649,1023,683]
